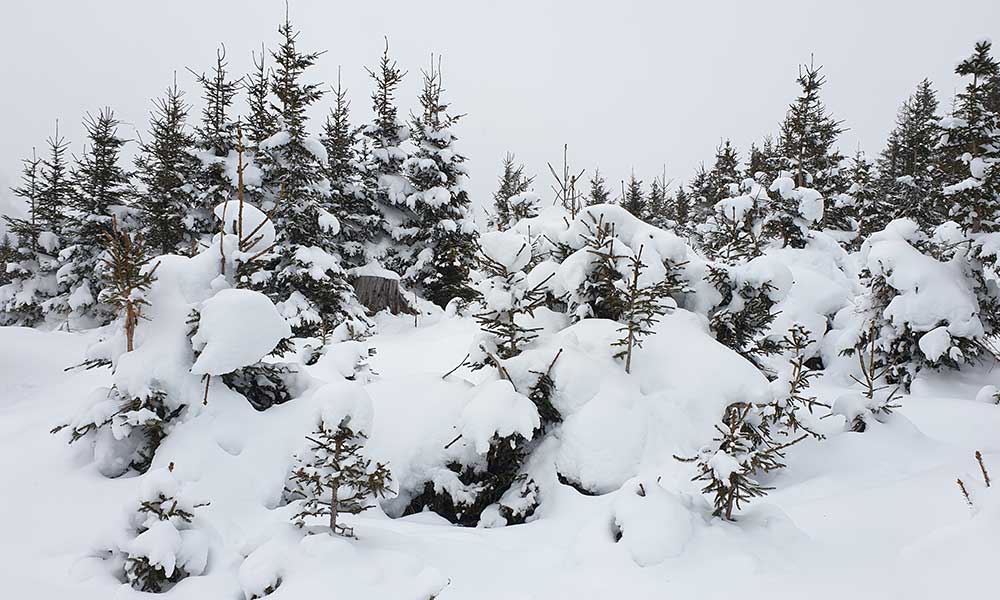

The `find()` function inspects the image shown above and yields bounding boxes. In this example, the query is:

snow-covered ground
[2,301,998,599]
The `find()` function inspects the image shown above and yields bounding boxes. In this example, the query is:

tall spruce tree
[362,40,413,274]
[673,186,690,227]
[321,70,378,268]
[58,109,131,324]
[878,79,943,229]
[260,13,364,337]
[135,81,199,255]
[403,59,478,307]
[190,46,242,240]
[774,60,851,233]
[489,153,534,231]
[939,40,1000,234]
[847,151,889,241]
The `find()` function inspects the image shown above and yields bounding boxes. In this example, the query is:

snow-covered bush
[848,219,990,389]
[762,174,825,248]
[705,256,792,371]
[118,467,208,592]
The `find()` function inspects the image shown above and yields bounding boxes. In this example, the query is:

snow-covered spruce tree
[401,60,478,307]
[765,324,825,440]
[704,257,788,371]
[488,152,534,231]
[707,139,741,205]
[680,403,799,521]
[849,219,990,390]
[646,171,670,227]
[256,14,366,338]
[119,467,207,593]
[362,40,413,273]
[937,41,1000,342]
[470,231,552,366]
[770,60,851,238]
[612,246,675,373]
[878,79,944,230]
[846,151,890,242]
[190,46,242,242]
[833,322,903,432]
[620,172,646,219]
[135,82,199,256]
[588,168,613,206]
[57,108,131,324]
[672,186,690,228]
[939,40,1000,235]
[573,212,626,321]
[761,173,824,249]
[1,143,66,326]
[320,72,379,269]
[699,178,767,263]
[286,416,392,538]
[775,61,845,198]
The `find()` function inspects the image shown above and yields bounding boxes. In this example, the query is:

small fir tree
[489,153,534,230]
[121,467,207,592]
[588,168,613,206]
[286,417,392,537]
[612,246,675,373]
[620,172,646,219]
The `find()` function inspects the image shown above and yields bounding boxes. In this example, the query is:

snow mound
[191,288,291,375]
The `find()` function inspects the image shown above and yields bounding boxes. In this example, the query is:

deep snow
[2,301,999,599]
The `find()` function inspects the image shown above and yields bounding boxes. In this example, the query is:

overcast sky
[1,0,997,219]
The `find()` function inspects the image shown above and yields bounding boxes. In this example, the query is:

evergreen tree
[1,146,63,325]
[620,172,646,219]
[773,60,851,234]
[402,60,478,307]
[321,71,379,268]
[587,168,612,206]
[673,186,690,227]
[708,139,741,204]
[58,108,131,324]
[846,151,889,241]
[940,40,1000,234]
[878,79,943,229]
[245,45,278,149]
[285,417,392,537]
[489,152,534,230]
[190,46,242,240]
[471,232,551,365]
[612,246,675,373]
[646,171,670,227]
[689,163,713,222]
[258,13,364,338]
[776,61,845,191]
[121,468,207,592]
[135,82,199,255]
[362,40,412,273]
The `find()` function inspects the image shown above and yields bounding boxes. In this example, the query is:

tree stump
[352,274,414,315]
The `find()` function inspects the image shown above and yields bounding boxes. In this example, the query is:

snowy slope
[2,301,999,599]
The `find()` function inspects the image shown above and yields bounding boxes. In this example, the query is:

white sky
[1,0,997,218]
